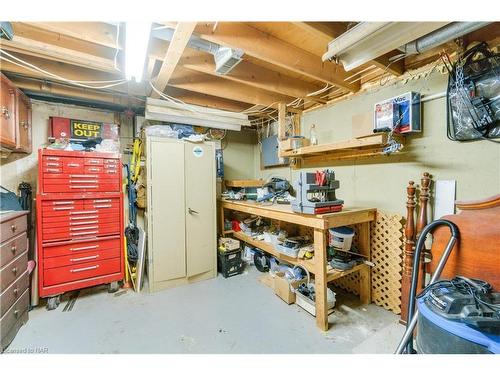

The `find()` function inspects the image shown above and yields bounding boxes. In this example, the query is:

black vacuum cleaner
[395,219,500,354]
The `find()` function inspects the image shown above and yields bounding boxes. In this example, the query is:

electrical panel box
[262,135,288,168]
[374,92,421,134]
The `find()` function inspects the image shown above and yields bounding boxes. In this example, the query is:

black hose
[405,219,459,354]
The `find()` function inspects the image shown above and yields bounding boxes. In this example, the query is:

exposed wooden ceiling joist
[169,66,295,107]
[293,22,404,76]
[151,22,197,98]
[0,35,119,74]
[164,86,252,112]
[192,22,360,92]
[179,49,325,99]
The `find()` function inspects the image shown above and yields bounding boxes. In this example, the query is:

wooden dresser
[1,211,29,353]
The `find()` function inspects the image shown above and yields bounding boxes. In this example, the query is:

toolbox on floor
[217,249,244,278]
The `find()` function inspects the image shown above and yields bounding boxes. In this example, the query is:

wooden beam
[179,49,324,99]
[192,22,360,92]
[0,35,118,74]
[278,103,287,140]
[26,22,122,50]
[169,66,295,107]
[293,22,404,76]
[9,76,144,108]
[0,52,146,96]
[164,87,252,113]
[151,22,197,98]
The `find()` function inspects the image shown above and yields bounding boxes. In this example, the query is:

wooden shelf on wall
[279,133,405,167]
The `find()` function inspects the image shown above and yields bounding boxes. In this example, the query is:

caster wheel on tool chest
[46,295,61,311]
[108,281,120,293]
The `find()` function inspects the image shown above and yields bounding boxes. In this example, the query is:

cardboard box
[279,137,311,152]
[273,272,305,305]
[218,237,240,251]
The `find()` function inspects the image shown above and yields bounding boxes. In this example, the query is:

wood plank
[169,66,295,107]
[192,22,360,92]
[219,200,328,229]
[278,103,287,141]
[314,228,329,331]
[281,133,390,157]
[179,49,324,98]
[357,222,372,304]
[359,265,372,304]
[224,179,265,188]
[0,35,118,73]
[151,22,197,98]
[325,209,376,228]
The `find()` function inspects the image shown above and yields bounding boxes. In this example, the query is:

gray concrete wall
[255,71,500,216]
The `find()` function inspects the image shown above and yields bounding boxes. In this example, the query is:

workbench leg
[314,228,329,331]
[218,203,225,236]
[358,222,371,305]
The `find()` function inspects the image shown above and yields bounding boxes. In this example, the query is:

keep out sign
[70,120,103,139]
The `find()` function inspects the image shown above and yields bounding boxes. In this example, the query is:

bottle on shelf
[310,124,318,145]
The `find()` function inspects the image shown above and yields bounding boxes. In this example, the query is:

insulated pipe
[401,22,491,55]
[394,219,460,354]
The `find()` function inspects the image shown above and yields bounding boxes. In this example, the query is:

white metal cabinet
[146,136,216,292]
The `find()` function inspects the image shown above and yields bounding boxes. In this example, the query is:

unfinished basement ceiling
[0,21,499,121]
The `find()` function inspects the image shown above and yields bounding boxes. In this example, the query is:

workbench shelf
[279,133,404,167]
[219,199,376,332]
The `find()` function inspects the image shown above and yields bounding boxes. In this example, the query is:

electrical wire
[0,50,128,89]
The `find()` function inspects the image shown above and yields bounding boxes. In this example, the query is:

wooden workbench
[219,199,377,331]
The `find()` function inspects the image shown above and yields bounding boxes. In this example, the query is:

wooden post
[219,203,226,236]
[417,172,430,289]
[278,102,287,141]
[400,181,416,324]
[314,228,329,331]
[357,222,371,304]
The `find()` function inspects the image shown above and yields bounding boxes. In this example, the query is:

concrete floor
[8,267,404,354]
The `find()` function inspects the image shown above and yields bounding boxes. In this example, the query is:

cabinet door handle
[70,174,97,178]
[21,121,28,129]
[47,162,60,166]
[70,255,99,262]
[70,230,98,236]
[93,199,111,203]
[70,265,99,273]
[11,224,17,232]
[12,267,17,275]
[94,204,111,208]
[70,225,98,231]
[11,245,17,254]
[188,208,199,215]
[70,185,98,189]
[70,220,98,226]
[69,180,98,184]
[67,163,81,167]
[70,215,98,220]
[71,210,97,215]
[53,201,75,205]
[47,157,60,161]
[14,309,19,318]
[13,288,19,296]
[69,244,99,252]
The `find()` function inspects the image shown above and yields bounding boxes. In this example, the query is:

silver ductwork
[401,22,491,55]
[152,26,244,75]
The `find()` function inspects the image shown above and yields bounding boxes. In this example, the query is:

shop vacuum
[395,220,500,354]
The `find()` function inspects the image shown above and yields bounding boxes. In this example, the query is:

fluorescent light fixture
[322,22,449,71]
[145,98,249,131]
[125,22,152,82]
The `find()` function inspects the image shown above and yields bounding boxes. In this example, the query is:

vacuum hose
[395,219,459,354]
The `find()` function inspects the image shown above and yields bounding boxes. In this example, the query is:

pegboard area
[332,212,404,314]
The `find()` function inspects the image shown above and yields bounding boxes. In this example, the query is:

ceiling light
[322,22,449,71]
[125,22,152,82]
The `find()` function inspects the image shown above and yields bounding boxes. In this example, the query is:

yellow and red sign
[70,120,102,139]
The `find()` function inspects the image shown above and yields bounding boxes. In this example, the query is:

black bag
[447,42,500,141]
[0,186,23,212]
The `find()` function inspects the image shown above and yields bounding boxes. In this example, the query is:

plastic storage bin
[217,249,244,278]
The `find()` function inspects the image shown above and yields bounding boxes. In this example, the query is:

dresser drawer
[0,270,29,317]
[42,236,121,258]
[0,289,29,339]
[43,257,121,286]
[43,247,121,269]
[0,215,27,243]
[0,232,27,268]
[0,251,28,292]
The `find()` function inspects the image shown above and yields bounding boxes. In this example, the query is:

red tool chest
[36,149,124,301]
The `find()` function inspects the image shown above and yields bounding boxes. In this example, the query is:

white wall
[255,71,500,217]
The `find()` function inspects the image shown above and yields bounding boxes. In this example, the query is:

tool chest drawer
[42,236,121,258]
[43,247,120,269]
[43,257,121,286]
[0,270,29,317]
[0,232,27,268]
[42,222,121,242]
[0,251,28,292]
